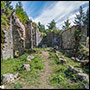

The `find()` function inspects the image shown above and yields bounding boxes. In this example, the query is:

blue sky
[11,1,89,29]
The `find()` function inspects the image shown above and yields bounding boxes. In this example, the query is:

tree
[32,22,37,28]
[5,1,13,10]
[1,1,5,9]
[47,19,56,30]
[15,1,28,25]
[62,19,71,30]
[74,6,85,25]
[16,1,23,9]
[38,22,45,33]
[83,8,89,36]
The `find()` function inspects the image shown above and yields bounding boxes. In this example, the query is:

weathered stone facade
[59,25,87,50]
[25,21,43,49]
[1,16,13,60]
[12,12,25,56]
[1,12,43,60]
[46,32,59,47]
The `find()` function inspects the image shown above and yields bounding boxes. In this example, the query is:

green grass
[1,48,89,89]
[48,51,85,89]
[1,52,44,88]
[33,47,52,51]
[14,83,24,89]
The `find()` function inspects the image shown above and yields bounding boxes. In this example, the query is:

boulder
[71,57,75,61]
[27,55,35,61]
[0,85,5,89]
[68,65,74,72]
[14,73,19,79]
[80,60,89,67]
[71,57,80,62]
[73,68,82,73]
[68,65,82,73]
[59,58,67,64]
[2,73,18,84]
[27,56,31,61]
[75,58,80,62]
[83,83,89,89]
[77,73,89,81]
[23,64,30,71]
[54,46,59,50]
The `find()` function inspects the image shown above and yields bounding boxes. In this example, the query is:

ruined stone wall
[60,25,87,50]
[12,12,25,56]
[1,16,13,60]
[46,32,59,47]
[25,22,43,48]
[1,12,26,60]
[37,31,43,46]
[25,21,32,49]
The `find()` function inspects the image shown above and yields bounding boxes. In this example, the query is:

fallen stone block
[27,55,35,61]
[80,60,89,67]
[23,64,30,71]
[68,65,82,73]
[73,68,82,73]
[54,46,59,50]
[2,73,18,84]
[71,57,80,62]
[27,56,31,61]
[75,58,80,62]
[83,83,89,89]
[68,65,74,72]
[71,57,75,61]
[59,58,67,64]
[77,73,89,81]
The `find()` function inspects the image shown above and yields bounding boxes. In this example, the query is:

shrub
[41,32,46,37]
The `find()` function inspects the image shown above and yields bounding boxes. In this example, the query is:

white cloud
[34,1,89,29]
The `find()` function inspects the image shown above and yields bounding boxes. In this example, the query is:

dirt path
[39,51,54,89]
[32,51,55,89]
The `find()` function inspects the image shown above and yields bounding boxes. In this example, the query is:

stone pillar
[35,27,38,47]
[31,23,33,49]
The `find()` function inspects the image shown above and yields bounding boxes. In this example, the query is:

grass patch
[48,51,85,89]
[1,52,44,88]
[14,83,24,89]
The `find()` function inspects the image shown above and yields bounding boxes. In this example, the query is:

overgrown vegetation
[74,28,82,57]
[1,52,44,89]
[15,2,28,25]
[1,1,13,43]
[48,51,87,89]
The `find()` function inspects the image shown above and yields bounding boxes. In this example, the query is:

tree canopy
[62,19,71,30]
[47,19,56,30]
[74,6,85,25]
[15,1,28,25]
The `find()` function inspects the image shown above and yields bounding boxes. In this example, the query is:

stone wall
[86,37,89,48]
[25,21,43,48]
[46,32,59,47]
[12,13,25,56]
[60,25,87,50]
[25,20,32,49]
[1,16,13,60]
[2,12,26,60]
